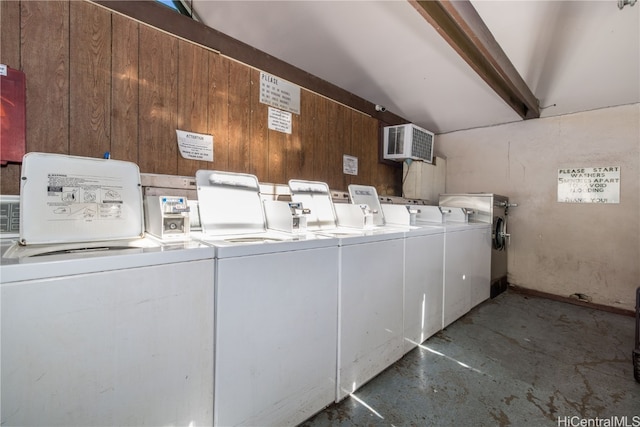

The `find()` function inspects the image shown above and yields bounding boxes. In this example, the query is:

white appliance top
[196,170,267,235]
[381,204,444,237]
[195,172,336,257]
[288,179,339,230]
[19,152,145,245]
[0,238,214,283]
[290,179,406,245]
[348,184,385,226]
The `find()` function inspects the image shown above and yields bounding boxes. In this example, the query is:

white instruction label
[176,130,214,161]
[268,107,292,134]
[45,173,127,221]
[0,64,7,76]
[260,71,300,115]
[557,166,620,203]
[343,155,358,176]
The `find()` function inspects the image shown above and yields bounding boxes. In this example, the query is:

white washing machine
[382,204,445,354]
[439,207,492,328]
[0,153,216,427]
[193,170,340,427]
[289,181,406,402]
[410,206,491,330]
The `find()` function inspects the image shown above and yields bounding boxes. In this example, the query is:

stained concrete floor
[301,290,640,427]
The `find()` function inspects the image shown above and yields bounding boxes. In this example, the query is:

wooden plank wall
[0,0,401,196]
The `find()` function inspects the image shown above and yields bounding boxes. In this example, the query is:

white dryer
[0,153,215,427]
[193,170,340,427]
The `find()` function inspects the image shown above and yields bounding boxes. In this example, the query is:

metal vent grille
[383,124,434,163]
[411,127,433,161]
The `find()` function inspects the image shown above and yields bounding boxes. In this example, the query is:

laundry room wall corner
[436,103,640,311]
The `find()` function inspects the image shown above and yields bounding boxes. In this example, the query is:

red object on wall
[1,65,27,165]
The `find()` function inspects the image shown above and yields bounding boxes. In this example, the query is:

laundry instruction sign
[557,166,620,204]
[259,72,300,115]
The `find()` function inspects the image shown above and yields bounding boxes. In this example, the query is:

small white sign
[260,71,300,115]
[343,155,358,176]
[268,107,292,134]
[557,166,620,204]
[176,130,213,162]
[0,64,7,76]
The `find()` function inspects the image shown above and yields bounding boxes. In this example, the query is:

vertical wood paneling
[312,96,330,183]
[208,53,229,170]
[327,103,352,190]
[0,0,23,195]
[285,92,305,181]
[21,0,69,154]
[227,60,250,173]
[69,1,111,158]
[249,69,268,181]
[176,40,210,175]
[360,117,379,189]
[111,14,139,164]
[1,0,20,68]
[348,112,366,187]
[0,0,402,196]
[267,129,286,184]
[138,24,178,174]
[353,114,380,189]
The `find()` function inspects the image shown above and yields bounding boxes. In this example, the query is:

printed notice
[176,130,213,162]
[343,155,358,176]
[260,71,300,115]
[44,173,127,222]
[268,107,292,134]
[557,166,620,204]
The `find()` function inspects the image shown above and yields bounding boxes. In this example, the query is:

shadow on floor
[301,290,640,427]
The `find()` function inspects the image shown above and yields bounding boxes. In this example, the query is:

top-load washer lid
[196,170,267,235]
[288,180,339,230]
[348,184,385,226]
[414,205,445,223]
[18,152,144,245]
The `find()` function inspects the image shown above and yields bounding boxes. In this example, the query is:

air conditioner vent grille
[383,124,434,163]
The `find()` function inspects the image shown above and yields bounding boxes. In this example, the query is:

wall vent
[383,123,434,163]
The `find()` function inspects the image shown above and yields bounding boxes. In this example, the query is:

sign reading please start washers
[557,166,620,204]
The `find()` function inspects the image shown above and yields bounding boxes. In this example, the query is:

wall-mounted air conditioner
[383,123,434,163]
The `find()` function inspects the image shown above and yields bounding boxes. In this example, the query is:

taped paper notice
[343,155,358,176]
[268,107,292,134]
[176,130,213,162]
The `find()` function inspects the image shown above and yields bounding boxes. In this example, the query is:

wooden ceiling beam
[409,0,540,119]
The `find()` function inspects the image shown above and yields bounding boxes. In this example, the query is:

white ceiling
[191,0,640,134]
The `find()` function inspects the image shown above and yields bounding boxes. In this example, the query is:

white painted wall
[436,104,640,310]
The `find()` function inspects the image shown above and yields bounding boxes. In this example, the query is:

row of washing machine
[0,152,491,427]
[0,153,216,427]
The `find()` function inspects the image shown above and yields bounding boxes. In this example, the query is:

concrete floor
[301,290,640,427]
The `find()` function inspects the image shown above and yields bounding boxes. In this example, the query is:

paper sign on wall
[557,166,620,204]
[176,130,213,162]
[259,71,300,115]
[268,107,292,134]
[343,155,358,176]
